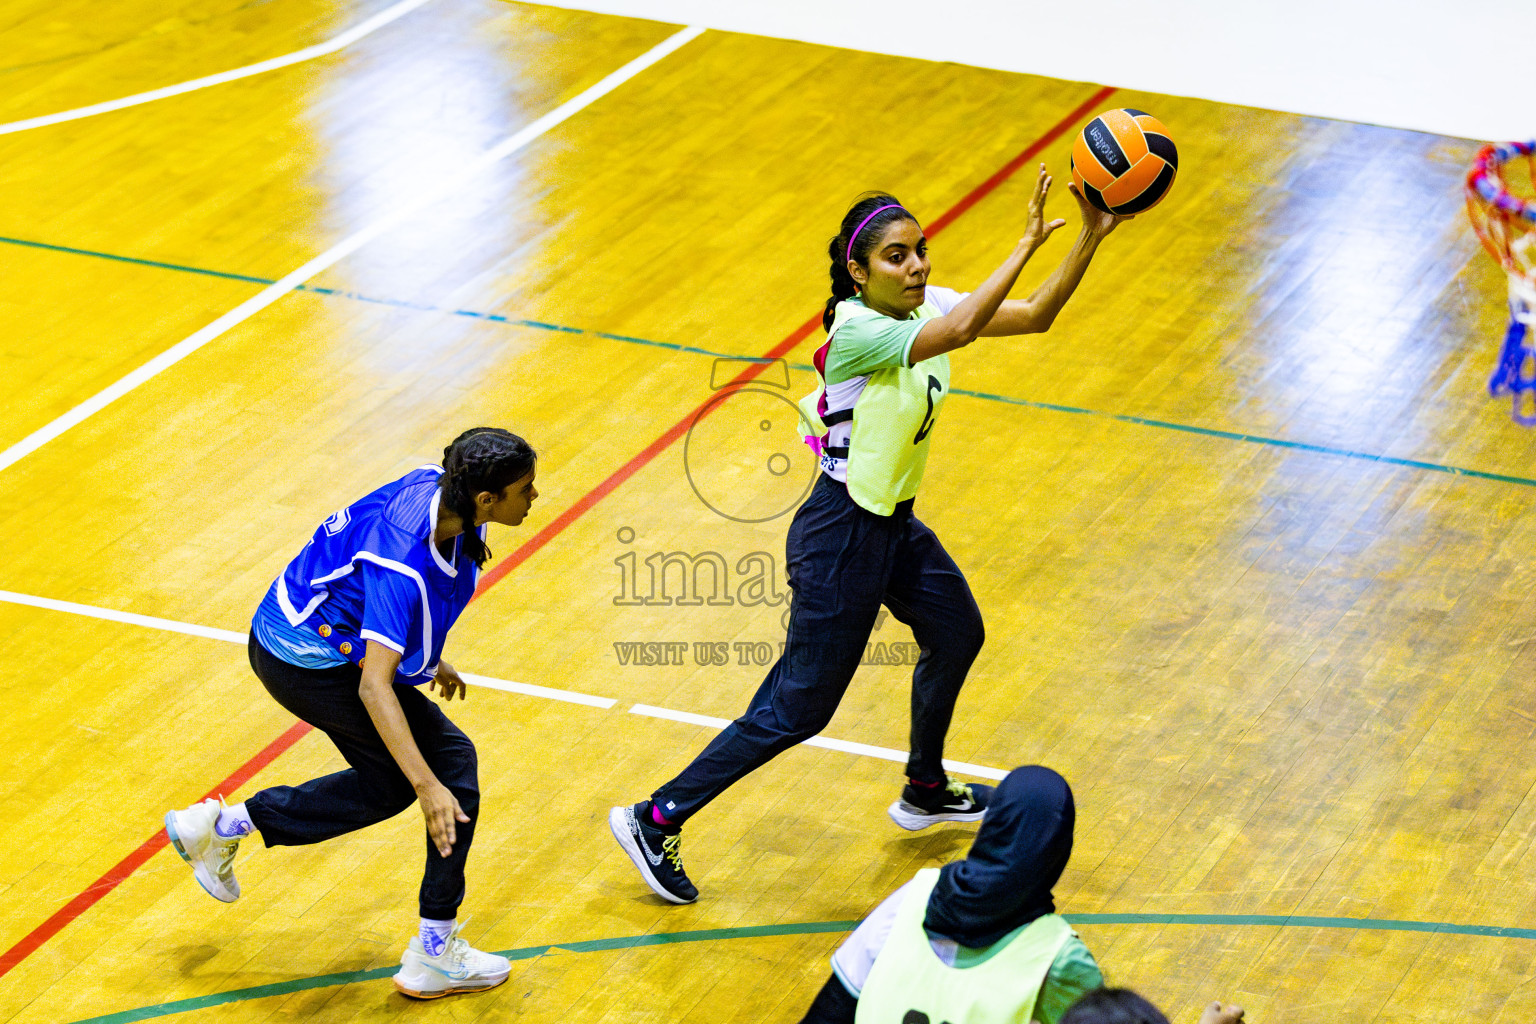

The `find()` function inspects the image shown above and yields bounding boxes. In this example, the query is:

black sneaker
[608,802,698,904]
[887,777,993,831]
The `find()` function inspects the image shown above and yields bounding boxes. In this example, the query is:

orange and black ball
[1071,109,1178,216]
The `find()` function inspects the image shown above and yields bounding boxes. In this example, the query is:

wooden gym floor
[1,1,1533,1021]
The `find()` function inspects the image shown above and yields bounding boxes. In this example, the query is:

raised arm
[908,164,1067,363]
[979,182,1125,336]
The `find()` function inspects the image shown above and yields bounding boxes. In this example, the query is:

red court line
[926,85,1117,236]
[0,721,311,979]
[474,320,822,596]
[476,81,1118,595]
[0,83,1115,983]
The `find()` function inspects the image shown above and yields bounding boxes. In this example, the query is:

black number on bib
[902,1013,930,1024]
[913,374,943,443]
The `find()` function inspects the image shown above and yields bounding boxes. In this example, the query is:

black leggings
[652,473,984,824]
[243,635,479,919]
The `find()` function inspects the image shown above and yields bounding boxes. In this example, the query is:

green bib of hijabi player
[854,869,1073,1024]
[797,299,950,516]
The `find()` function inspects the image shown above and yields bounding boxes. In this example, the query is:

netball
[1070,108,1179,215]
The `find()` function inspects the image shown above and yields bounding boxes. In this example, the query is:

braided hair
[822,192,918,331]
[439,427,537,568]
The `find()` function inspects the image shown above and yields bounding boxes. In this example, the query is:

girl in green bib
[797,766,1097,1024]
[612,168,1122,905]
[795,768,1249,1024]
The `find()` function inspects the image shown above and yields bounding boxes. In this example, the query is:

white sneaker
[164,797,242,902]
[393,923,511,999]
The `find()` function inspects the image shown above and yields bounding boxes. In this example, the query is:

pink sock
[909,778,942,789]
[650,804,674,827]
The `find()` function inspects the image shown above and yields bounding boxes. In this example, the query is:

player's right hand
[1068,180,1129,238]
[1022,162,1068,251]
[419,780,470,857]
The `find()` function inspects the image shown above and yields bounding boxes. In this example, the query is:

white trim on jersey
[283,554,434,675]
[359,629,407,655]
[349,552,434,677]
[309,561,360,586]
[276,574,327,627]
[276,464,449,674]
[427,489,459,578]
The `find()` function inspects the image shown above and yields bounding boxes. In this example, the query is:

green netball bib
[854,868,1074,1024]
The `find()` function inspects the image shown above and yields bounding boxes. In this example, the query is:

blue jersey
[252,580,347,669]
[256,465,483,685]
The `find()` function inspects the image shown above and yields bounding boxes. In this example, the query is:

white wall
[547,0,1534,142]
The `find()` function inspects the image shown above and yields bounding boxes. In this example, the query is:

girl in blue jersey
[165,428,536,1000]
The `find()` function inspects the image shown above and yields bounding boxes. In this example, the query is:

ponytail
[823,192,917,332]
[439,427,537,568]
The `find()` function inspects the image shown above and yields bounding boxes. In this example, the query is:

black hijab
[922,765,1075,948]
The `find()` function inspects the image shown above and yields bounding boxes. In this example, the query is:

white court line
[460,673,615,709]
[0,0,438,136]
[0,24,706,478]
[0,588,1008,778]
[0,589,247,644]
[627,704,1008,780]
[0,588,609,706]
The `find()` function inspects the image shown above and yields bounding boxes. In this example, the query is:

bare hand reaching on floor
[1198,1001,1245,1024]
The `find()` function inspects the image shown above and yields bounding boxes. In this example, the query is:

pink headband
[846,204,907,262]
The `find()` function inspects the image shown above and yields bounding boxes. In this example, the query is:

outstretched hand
[1069,181,1129,239]
[1022,163,1068,251]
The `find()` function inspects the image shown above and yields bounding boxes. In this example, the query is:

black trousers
[652,473,985,824]
[243,635,479,920]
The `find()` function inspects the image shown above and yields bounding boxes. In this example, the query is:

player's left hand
[1069,181,1130,238]
[431,661,467,701]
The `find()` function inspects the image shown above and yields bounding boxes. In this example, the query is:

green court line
[5,232,1532,490]
[946,387,1536,488]
[66,911,1536,1023]
[1068,912,1536,939]
[0,235,276,284]
[0,234,742,358]
[66,921,860,1024]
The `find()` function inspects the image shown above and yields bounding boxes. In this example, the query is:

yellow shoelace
[662,833,685,870]
[945,778,973,802]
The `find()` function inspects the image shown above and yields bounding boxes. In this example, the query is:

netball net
[1466,141,1536,424]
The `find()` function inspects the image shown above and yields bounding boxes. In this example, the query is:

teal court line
[943,387,1536,488]
[5,233,1532,490]
[0,234,758,362]
[67,912,1536,1023]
